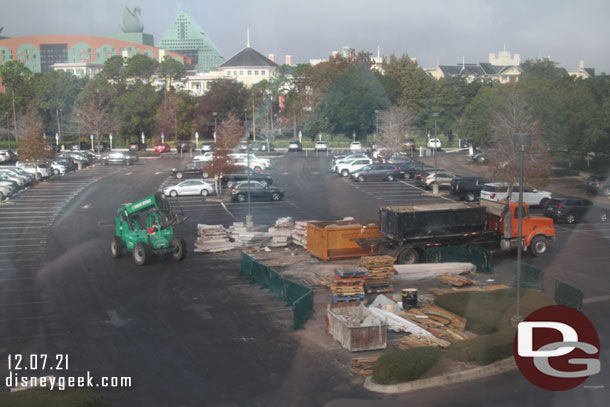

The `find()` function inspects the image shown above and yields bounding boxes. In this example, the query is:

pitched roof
[220,47,278,68]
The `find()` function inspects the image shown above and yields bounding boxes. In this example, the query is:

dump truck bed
[379,202,487,240]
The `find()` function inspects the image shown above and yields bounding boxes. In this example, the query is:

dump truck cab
[481,199,555,256]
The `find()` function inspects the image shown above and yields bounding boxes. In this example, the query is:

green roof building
[157,11,223,73]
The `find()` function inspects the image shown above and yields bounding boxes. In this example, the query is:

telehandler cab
[111,193,187,265]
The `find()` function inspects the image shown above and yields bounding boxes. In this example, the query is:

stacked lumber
[398,304,468,345]
[359,256,395,294]
[395,334,451,350]
[194,224,233,253]
[429,284,511,296]
[332,267,368,304]
[291,221,308,247]
[228,222,268,248]
[437,274,475,287]
[267,227,292,247]
[350,356,380,376]
[274,217,295,228]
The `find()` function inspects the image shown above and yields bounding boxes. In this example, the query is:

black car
[94,142,110,152]
[350,163,401,182]
[450,177,487,202]
[544,197,609,224]
[70,141,90,151]
[222,166,274,187]
[585,174,610,196]
[177,140,193,153]
[170,161,206,179]
[129,142,146,151]
[200,142,215,152]
[102,152,135,166]
[404,161,433,179]
[230,181,284,202]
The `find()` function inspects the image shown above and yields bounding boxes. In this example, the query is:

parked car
[480,183,552,207]
[424,171,459,189]
[314,141,328,152]
[50,161,68,175]
[414,168,442,185]
[472,151,486,163]
[237,141,250,152]
[154,143,171,153]
[450,177,487,201]
[17,162,51,179]
[350,164,401,182]
[200,142,215,152]
[350,141,362,152]
[94,142,110,152]
[176,140,193,153]
[288,141,302,152]
[102,152,135,166]
[163,179,215,197]
[229,153,271,170]
[193,152,215,162]
[55,157,77,172]
[230,181,284,202]
[258,142,275,152]
[404,161,433,180]
[70,141,90,151]
[427,138,442,150]
[0,174,20,192]
[585,174,610,196]
[336,157,373,177]
[221,166,274,187]
[404,139,416,151]
[331,153,370,171]
[170,161,206,179]
[0,183,13,200]
[129,141,146,151]
[544,197,609,224]
[0,167,33,185]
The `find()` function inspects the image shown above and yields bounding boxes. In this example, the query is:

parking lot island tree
[18,105,54,179]
[377,105,418,152]
[206,114,244,195]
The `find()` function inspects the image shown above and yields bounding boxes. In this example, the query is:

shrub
[373,346,443,384]
[447,328,515,366]
[551,168,580,177]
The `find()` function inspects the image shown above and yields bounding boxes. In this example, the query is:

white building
[51,62,103,78]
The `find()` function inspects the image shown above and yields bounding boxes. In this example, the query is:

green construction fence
[513,262,544,291]
[425,245,493,273]
[554,279,584,311]
[240,252,314,329]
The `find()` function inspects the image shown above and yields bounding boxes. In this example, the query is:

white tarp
[393,262,476,281]
[363,307,433,336]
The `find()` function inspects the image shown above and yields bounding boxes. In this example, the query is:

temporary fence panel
[554,279,584,312]
[240,252,314,329]
[513,262,544,291]
[425,245,493,273]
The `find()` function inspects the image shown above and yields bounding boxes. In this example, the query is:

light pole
[59,108,64,147]
[244,111,253,232]
[77,112,81,151]
[374,110,379,143]
[212,111,217,142]
[4,112,9,149]
[512,133,532,324]
[433,112,439,172]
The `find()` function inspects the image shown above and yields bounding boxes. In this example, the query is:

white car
[163,179,216,197]
[229,153,270,170]
[331,153,369,172]
[336,157,373,177]
[0,183,13,200]
[50,162,68,175]
[480,182,552,207]
[193,152,214,162]
[315,141,328,152]
[17,162,52,179]
[350,141,362,151]
[427,138,442,150]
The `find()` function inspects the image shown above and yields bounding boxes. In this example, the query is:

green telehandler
[111,193,188,265]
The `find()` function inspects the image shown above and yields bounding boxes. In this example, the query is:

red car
[154,143,171,153]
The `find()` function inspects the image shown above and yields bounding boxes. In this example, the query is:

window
[261,70,266,75]
[254,70,259,75]
[248,70,252,75]
[239,70,243,75]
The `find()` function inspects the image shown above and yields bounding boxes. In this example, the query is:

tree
[155,91,195,141]
[382,54,431,111]
[486,87,551,195]
[207,114,244,194]
[124,54,159,82]
[113,82,161,144]
[159,56,186,90]
[18,105,53,179]
[377,105,418,152]
[0,61,33,140]
[100,55,125,81]
[194,79,249,135]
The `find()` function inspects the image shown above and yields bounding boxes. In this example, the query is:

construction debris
[395,334,452,349]
[193,224,233,253]
[350,356,380,376]
[437,274,476,287]
[327,304,387,352]
[359,256,395,294]
[365,307,433,335]
[332,267,368,304]
[429,284,511,296]
[393,262,476,281]
[292,221,308,247]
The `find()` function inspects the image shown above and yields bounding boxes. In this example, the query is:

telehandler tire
[111,236,123,258]
[171,237,187,261]
[132,242,150,265]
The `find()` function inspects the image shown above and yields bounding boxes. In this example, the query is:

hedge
[373,346,443,384]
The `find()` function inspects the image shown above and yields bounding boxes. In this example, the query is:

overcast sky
[2,0,609,72]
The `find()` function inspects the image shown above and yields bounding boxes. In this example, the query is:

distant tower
[157,10,224,72]
[285,55,293,66]
[268,54,276,62]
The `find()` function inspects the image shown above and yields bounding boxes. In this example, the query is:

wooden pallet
[350,355,380,376]
[437,274,475,287]
[331,286,365,296]
[365,285,394,294]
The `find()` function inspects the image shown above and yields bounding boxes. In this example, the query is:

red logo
[514,305,600,391]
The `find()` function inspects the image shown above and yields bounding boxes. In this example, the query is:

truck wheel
[176,172,183,179]
[171,237,187,261]
[530,236,548,256]
[397,248,420,264]
[111,236,123,258]
[132,242,149,266]
[465,192,476,202]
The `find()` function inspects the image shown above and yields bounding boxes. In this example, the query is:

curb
[363,357,516,394]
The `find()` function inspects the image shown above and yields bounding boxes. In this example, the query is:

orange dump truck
[358,200,555,264]
[306,219,382,261]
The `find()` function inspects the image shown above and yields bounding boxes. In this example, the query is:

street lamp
[512,132,532,324]
[4,112,9,150]
[433,112,439,172]
[59,108,64,147]
[374,110,379,142]
[244,109,253,232]
[212,112,217,142]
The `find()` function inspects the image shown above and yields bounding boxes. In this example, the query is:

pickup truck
[359,200,555,264]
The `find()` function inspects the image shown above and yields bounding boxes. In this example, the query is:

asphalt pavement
[0,151,608,406]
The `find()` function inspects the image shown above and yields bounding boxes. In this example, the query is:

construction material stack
[292,221,309,247]
[359,255,396,294]
[193,224,233,253]
[331,266,368,305]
